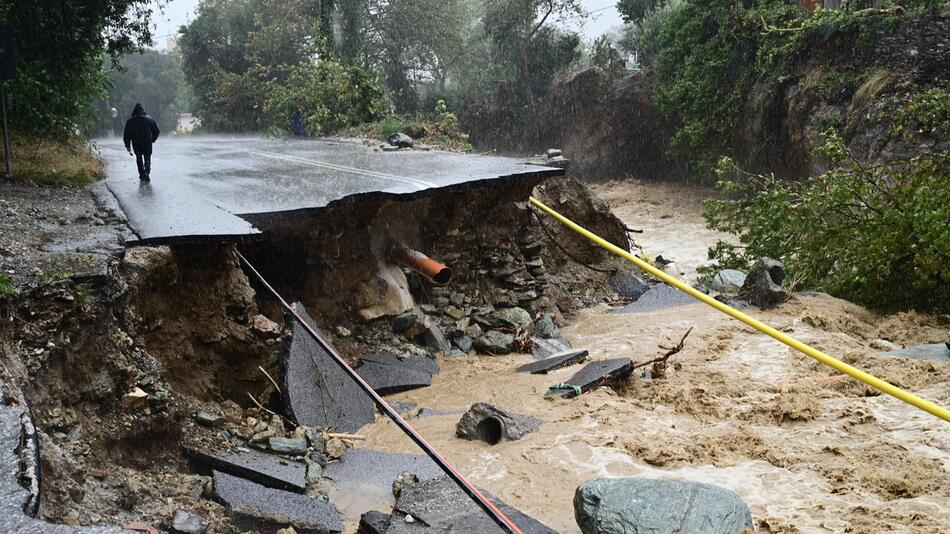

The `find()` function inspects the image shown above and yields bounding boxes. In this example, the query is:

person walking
[123,103,160,181]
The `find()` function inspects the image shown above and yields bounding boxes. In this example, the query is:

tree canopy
[0,0,161,136]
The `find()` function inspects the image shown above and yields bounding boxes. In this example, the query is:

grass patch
[2,134,103,186]
[0,274,13,297]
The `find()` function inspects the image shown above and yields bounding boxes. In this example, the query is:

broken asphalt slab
[614,284,695,314]
[356,354,439,395]
[280,303,375,433]
[184,447,307,493]
[385,476,557,534]
[98,137,563,244]
[1,383,122,533]
[213,470,342,534]
[547,358,634,398]
[323,449,443,519]
[517,349,589,374]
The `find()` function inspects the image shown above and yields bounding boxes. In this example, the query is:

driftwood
[634,327,693,379]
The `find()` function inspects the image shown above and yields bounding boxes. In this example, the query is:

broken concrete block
[213,471,342,534]
[279,303,374,433]
[184,447,307,493]
[474,331,514,354]
[531,336,572,359]
[358,511,391,534]
[740,257,789,309]
[548,358,634,398]
[356,354,438,395]
[615,284,694,314]
[170,509,206,534]
[517,349,589,374]
[386,476,556,534]
[710,269,747,293]
[268,437,308,456]
[456,403,541,444]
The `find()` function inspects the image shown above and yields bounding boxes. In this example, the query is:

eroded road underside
[0,140,638,533]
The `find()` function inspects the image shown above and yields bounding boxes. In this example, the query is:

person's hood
[132,103,146,116]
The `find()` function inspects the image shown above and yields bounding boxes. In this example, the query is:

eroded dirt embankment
[0,176,634,530]
[2,176,947,533]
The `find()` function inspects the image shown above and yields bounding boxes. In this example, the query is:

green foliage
[94,49,184,136]
[651,0,909,177]
[0,0,160,137]
[0,274,13,297]
[702,132,950,312]
[617,0,665,24]
[890,87,950,139]
[179,0,382,134]
[263,62,384,135]
[2,135,102,186]
[636,0,681,67]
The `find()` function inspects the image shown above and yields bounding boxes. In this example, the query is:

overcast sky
[148,0,624,49]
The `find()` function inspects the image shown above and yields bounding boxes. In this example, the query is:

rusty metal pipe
[391,244,452,284]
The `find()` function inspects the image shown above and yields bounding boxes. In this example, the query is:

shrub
[702,130,950,312]
[890,87,950,140]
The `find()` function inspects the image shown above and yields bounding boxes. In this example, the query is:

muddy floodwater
[352,181,950,533]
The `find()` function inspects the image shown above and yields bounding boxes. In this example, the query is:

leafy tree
[0,0,162,136]
[703,131,949,312]
[94,49,183,136]
[178,0,382,133]
[617,0,664,24]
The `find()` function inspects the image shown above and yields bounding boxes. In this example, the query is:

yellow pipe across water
[528,196,950,424]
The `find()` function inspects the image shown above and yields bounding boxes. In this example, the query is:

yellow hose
[528,196,950,424]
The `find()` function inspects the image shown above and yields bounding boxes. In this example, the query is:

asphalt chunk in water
[386,476,557,534]
[882,343,949,362]
[280,303,375,433]
[547,358,635,398]
[213,470,342,533]
[517,349,589,374]
[184,447,307,493]
[356,354,439,395]
[323,449,443,519]
[614,284,695,314]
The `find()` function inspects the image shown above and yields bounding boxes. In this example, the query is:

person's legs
[143,152,152,179]
[135,152,145,179]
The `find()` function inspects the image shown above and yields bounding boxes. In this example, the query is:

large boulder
[739,258,789,310]
[574,478,753,534]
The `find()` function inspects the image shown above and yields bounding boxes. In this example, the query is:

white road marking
[244,148,437,189]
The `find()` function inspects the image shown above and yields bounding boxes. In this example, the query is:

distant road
[96,136,561,245]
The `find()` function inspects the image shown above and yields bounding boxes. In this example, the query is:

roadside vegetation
[703,131,949,312]
[2,136,103,186]
[0,0,158,184]
[615,0,949,313]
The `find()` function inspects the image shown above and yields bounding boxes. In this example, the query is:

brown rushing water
[347,181,950,534]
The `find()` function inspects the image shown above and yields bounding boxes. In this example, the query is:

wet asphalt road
[97,136,561,244]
